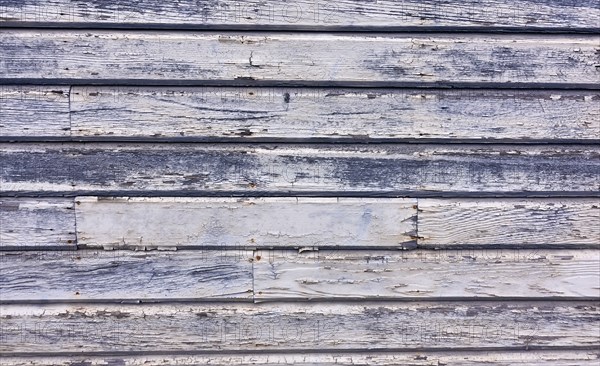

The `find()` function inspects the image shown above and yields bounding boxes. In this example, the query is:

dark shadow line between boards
[2,137,600,145]
[1,24,600,34]
[2,191,599,199]
[3,244,599,251]
[2,345,599,359]
[1,297,599,305]
[1,79,600,90]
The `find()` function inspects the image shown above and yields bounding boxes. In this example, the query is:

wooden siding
[0,85,71,138]
[3,351,599,366]
[253,249,600,300]
[75,197,418,250]
[2,144,598,195]
[0,198,76,249]
[1,0,598,364]
[1,198,596,250]
[418,199,600,248]
[68,87,600,142]
[3,86,598,142]
[2,0,599,31]
[1,302,598,353]
[2,248,597,302]
[0,250,254,302]
[1,31,598,88]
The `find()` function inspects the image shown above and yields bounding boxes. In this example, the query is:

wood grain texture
[1,143,598,195]
[2,351,599,366]
[0,198,75,249]
[253,250,600,300]
[0,250,253,302]
[70,87,600,141]
[1,30,598,87]
[76,197,417,250]
[1,302,598,353]
[418,199,600,248]
[1,0,598,30]
[0,85,70,137]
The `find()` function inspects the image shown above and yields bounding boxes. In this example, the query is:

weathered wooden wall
[1,1,599,365]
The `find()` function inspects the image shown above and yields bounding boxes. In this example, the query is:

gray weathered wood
[1,143,598,195]
[1,302,597,353]
[418,199,600,248]
[3,86,597,141]
[0,85,70,137]
[3,351,599,366]
[70,87,600,141]
[0,198,75,249]
[253,250,600,300]
[0,250,253,302]
[1,31,598,87]
[76,197,417,250]
[1,0,598,30]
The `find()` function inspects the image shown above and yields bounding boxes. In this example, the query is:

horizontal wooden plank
[3,248,595,302]
[0,198,75,249]
[2,351,599,366]
[76,197,417,250]
[1,31,598,87]
[3,197,594,251]
[0,250,253,302]
[1,302,597,353]
[0,85,70,137]
[417,199,600,248]
[1,144,598,195]
[70,87,600,141]
[1,0,598,30]
[253,250,600,300]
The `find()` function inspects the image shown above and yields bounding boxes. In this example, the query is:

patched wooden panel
[70,87,600,141]
[1,31,598,87]
[3,351,599,366]
[0,302,597,353]
[1,143,598,195]
[0,85,70,137]
[0,250,253,301]
[0,198,75,249]
[1,0,598,30]
[418,199,600,248]
[253,250,600,300]
[76,197,417,250]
